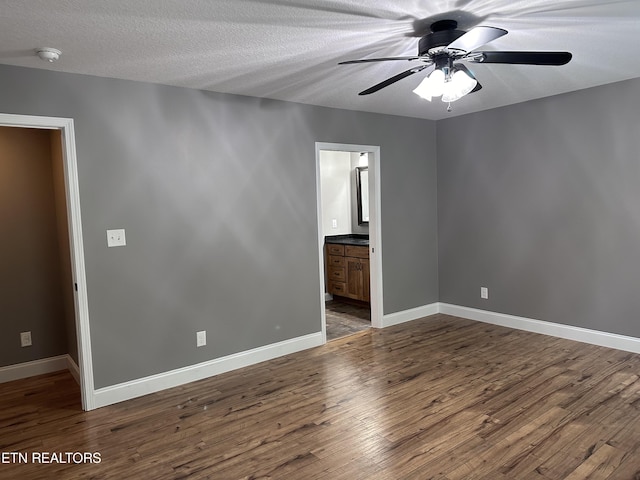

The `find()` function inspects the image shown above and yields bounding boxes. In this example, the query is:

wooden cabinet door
[345,256,362,300]
[361,258,370,302]
[345,257,370,301]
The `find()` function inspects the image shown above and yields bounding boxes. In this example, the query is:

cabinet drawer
[329,281,346,296]
[328,255,345,267]
[328,266,346,281]
[345,245,369,258]
[326,244,345,256]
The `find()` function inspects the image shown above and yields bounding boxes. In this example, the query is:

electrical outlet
[20,331,32,347]
[481,287,489,300]
[196,330,206,347]
[331,218,338,229]
[106,229,126,247]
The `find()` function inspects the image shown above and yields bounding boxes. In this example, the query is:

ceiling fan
[339,19,572,109]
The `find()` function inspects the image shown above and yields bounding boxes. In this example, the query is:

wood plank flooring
[2,314,640,479]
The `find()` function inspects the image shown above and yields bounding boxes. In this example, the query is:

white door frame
[0,113,95,410]
[315,142,383,341]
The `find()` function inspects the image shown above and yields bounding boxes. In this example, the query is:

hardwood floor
[325,298,370,341]
[2,314,640,479]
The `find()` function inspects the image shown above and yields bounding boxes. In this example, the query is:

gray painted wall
[438,77,640,338]
[0,127,69,366]
[0,64,438,388]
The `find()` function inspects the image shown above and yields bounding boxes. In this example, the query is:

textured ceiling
[1,0,639,120]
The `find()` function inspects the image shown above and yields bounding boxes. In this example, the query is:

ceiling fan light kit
[339,19,572,111]
[413,59,477,103]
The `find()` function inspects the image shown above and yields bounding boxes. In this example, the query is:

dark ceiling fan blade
[359,65,430,95]
[453,63,477,79]
[447,26,507,52]
[470,51,572,65]
[339,56,427,65]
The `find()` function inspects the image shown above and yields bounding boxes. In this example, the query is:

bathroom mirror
[356,166,369,225]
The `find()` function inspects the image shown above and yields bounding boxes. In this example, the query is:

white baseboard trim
[93,332,324,408]
[382,303,439,328]
[0,355,70,384]
[439,303,640,354]
[66,355,81,385]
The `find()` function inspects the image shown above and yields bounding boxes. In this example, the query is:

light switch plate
[107,229,126,247]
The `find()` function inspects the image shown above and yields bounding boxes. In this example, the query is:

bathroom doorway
[315,143,382,343]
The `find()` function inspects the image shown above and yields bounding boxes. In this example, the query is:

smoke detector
[35,47,61,62]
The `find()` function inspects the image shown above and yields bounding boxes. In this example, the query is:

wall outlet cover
[196,330,206,347]
[107,229,126,247]
[481,287,489,299]
[20,331,32,347]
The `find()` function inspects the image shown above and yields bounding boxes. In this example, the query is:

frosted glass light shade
[412,69,445,101]
[441,70,477,102]
[414,67,477,103]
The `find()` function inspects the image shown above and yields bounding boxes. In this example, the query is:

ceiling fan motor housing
[418,20,465,56]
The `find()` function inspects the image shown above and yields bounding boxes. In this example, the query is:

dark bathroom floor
[325,298,370,341]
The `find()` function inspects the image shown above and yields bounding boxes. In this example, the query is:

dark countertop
[325,234,369,246]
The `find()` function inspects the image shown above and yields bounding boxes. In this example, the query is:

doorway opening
[0,114,94,410]
[315,143,383,343]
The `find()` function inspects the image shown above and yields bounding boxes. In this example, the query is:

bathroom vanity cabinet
[326,241,370,303]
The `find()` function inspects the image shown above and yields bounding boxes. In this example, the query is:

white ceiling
[1,0,639,120]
